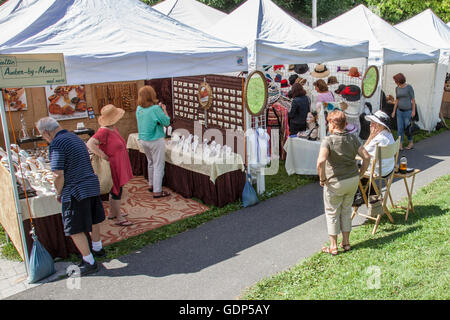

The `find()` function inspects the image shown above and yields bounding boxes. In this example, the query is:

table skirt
[128,149,245,207]
[22,215,88,260]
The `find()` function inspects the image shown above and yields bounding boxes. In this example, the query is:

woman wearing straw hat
[87,104,133,226]
[136,85,171,198]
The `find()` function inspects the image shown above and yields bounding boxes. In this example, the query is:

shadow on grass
[352,204,447,251]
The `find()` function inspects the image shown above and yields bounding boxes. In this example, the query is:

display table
[283,137,321,175]
[127,133,246,207]
[0,165,80,260]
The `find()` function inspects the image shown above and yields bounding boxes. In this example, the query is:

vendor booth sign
[0,53,66,88]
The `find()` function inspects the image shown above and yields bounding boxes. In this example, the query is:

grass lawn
[241,174,450,300]
[0,160,316,261]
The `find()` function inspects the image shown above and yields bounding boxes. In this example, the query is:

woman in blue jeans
[391,73,416,150]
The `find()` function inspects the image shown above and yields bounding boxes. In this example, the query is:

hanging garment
[257,128,270,166]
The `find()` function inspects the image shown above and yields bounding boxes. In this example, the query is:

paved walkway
[2,130,449,300]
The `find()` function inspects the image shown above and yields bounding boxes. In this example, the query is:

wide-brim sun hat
[365,110,392,131]
[311,64,330,78]
[98,104,125,126]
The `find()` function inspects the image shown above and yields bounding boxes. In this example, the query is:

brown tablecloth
[128,149,245,207]
[23,215,87,259]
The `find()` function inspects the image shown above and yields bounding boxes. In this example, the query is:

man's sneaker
[92,248,106,258]
[67,260,99,277]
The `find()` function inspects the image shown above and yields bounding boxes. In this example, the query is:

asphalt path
[7,130,450,300]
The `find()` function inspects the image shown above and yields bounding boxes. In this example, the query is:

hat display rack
[262,62,366,136]
[305,62,366,135]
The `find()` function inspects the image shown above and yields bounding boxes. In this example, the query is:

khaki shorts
[323,176,359,236]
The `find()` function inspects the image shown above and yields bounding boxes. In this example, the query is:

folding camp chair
[351,137,401,234]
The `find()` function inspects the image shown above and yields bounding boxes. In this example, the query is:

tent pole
[312,0,317,27]
[0,90,30,275]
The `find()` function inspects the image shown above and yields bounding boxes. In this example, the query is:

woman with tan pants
[317,110,370,255]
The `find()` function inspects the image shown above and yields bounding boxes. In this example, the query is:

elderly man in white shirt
[353,110,395,207]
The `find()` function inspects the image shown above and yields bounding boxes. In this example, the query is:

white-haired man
[36,117,105,276]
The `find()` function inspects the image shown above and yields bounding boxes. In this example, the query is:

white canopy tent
[207,0,369,70]
[0,0,248,273]
[153,0,227,30]
[316,5,441,131]
[207,0,370,192]
[395,9,450,130]
[0,0,248,85]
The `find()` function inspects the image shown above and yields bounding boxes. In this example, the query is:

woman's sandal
[153,191,170,198]
[340,243,351,252]
[321,246,338,256]
[114,219,133,226]
[107,213,128,220]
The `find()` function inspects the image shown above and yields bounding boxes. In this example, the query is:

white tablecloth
[20,186,61,221]
[127,133,245,183]
[283,137,321,175]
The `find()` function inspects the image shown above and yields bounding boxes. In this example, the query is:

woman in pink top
[314,79,335,104]
[87,104,133,226]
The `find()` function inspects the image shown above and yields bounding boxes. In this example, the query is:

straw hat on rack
[311,64,330,78]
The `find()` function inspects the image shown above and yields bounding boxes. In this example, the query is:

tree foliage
[147,0,449,26]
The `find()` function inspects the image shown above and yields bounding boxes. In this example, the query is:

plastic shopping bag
[28,229,55,284]
[242,173,259,208]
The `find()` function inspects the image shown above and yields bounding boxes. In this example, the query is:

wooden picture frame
[244,70,268,116]
[197,81,213,110]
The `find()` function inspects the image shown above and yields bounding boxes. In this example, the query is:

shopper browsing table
[288,83,310,135]
[36,117,106,276]
[136,85,171,198]
[87,104,133,227]
[316,110,370,255]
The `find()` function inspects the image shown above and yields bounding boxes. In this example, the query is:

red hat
[273,65,284,71]
[280,79,289,88]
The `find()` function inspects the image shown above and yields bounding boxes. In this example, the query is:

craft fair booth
[395,9,450,125]
[0,0,248,271]
[207,0,370,192]
[316,5,441,132]
[127,74,248,208]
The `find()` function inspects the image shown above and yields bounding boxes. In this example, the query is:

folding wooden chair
[351,137,401,234]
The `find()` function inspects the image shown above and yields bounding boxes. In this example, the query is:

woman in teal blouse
[136,85,171,198]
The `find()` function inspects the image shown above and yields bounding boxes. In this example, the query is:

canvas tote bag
[91,154,113,194]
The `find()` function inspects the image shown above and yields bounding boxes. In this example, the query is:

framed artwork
[46,85,88,120]
[2,88,28,111]
[197,81,213,110]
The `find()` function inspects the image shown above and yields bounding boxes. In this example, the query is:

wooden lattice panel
[93,82,138,112]
[172,75,245,131]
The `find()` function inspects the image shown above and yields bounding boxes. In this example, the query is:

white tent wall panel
[382,63,438,131]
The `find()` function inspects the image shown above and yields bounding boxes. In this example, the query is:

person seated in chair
[297,111,319,140]
[353,110,395,207]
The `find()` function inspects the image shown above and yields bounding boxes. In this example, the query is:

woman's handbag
[407,120,420,136]
[91,154,113,194]
[242,173,259,208]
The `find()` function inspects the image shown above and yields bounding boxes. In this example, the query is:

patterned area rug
[99,177,209,246]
